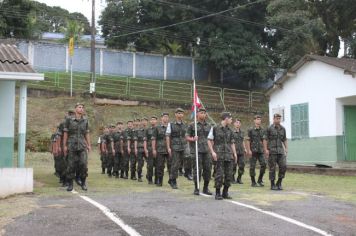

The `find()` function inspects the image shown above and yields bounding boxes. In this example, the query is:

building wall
[269,61,356,164]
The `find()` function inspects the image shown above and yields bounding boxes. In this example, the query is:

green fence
[27,71,268,112]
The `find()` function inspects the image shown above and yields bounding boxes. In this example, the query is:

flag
[191,88,202,119]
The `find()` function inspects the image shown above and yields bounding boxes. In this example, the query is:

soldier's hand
[144,149,149,158]
[134,149,138,156]
[167,148,172,157]
[87,145,92,152]
[193,136,198,141]
[112,150,116,155]
[212,152,217,161]
[153,150,157,158]
[264,149,269,158]
[63,146,68,156]
[128,148,131,155]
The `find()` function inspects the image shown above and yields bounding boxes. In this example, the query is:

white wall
[269,61,356,138]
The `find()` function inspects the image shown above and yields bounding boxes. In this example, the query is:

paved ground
[3,188,356,236]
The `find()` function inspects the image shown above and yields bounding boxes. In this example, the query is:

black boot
[154,176,158,185]
[236,174,243,184]
[215,188,223,200]
[131,172,137,180]
[120,171,124,178]
[148,176,153,184]
[222,186,232,199]
[67,179,73,192]
[101,168,105,174]
[179,168,184,176]
[81,178,88,191]
[61,177,67,187]
[251,176,257,187]
[203,181,212,195]
[115,171,119,178]
[232,175,236,184]
[123,171,128,179]
[271,180,278,190]
[107,170,112,178]
[75,176,82,186]
[157,177,163,187]
[138,171,142,182]
[257,174,264,187]
[171,179,178,189]
[193,182,199,195]
[276,178,283,190]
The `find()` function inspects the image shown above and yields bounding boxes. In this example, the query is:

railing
[26,71,268,112]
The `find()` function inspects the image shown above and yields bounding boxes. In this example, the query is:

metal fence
[26,71,267,112]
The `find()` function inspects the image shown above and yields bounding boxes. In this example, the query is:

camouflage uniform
[166,121,187,188]
[121,128,133,178]
[103,132,115,176]
[208,124,235,189]
[145,125,156,183]
[63,116,89,183]
[186,121,212,193]
[232,129,245,183]
[266,124,287,189]
[247,126,266,185]
[55,122,68,183]
[129,129,138,179]
[97,135,107,173]
[112,131,123,177]
[136,127,146,181]
[152,123,169,186]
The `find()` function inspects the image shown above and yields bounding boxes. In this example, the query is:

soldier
[121,121,134,179]
[104,124,116,177]
[166,108,187,189]
[63,103,91,191]
[99,127,109,174]
[112,122,124,178]
[246,115,267,187]
[50,128,60,179]
[152,112,170,187]
[129,119,139,180]
[208,112,237,200]
[186,108,212,195]
[232,119,247,184]
[145,116,158,184]
[264,113,288,190]
[135,118,147,182]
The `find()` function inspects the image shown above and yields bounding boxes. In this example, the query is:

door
[344,106,356,161]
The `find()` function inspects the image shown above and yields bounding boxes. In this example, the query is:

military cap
[198,107,206,112]
[151,115,158,119]
[75,102,85,108]
[161,112,169,117]
[221,112,232,120]
[109,124,116,128]
[142,117,149,121]
[134,118,141,122]
[254,115,262,119]
[273,113,282,118]
[175,108,184,113]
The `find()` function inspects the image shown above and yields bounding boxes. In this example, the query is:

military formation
[51,104,288,200]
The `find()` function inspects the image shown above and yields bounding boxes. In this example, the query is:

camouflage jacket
[112,131,123,153]
[209,124,235,161]
[63,116,89,151]
[247,126,265,154]
[122,128,134,149]
[152,124,168,154]
[186,121,211,154]
[167,121,187,151]
[135,127,146,152]
[266,124,287,155]
[233,129,245,155]
[145,126,156,152]
[103,133,114,154]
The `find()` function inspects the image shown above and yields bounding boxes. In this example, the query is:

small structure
[266,55,356,166]
[0,43,44,198]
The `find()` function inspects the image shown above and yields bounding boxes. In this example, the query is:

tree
[60,20,84,44]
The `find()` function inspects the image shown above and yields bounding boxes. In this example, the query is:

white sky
[34,0,107,28]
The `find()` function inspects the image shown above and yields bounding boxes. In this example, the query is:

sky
[34,0,107,28]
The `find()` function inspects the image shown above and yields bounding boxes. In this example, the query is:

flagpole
[193,80,200,191]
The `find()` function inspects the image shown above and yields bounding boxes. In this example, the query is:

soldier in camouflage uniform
[145,116,158,184]
[208,112,237,200]
[152,112,170,187]
[104,124,116,177]
[98,127,109,174]
[135,118,147,182]
[63,103,91,191]
[112,122,124,178]
[121,121,134,179]
[166,108,187,189]
[186,108,212,195]
[246,115,267,187]
[232,119,247,184]
[50,128,60,179]
[264,113,288,190]
[129,119,139,180]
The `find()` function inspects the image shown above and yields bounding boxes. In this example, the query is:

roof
[266,54,356,96]
[0,43,35,73]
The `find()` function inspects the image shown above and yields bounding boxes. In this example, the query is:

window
[291,103,309,139]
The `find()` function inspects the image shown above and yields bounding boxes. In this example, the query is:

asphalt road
[4,190,356,236]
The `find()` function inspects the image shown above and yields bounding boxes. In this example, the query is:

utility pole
[90,0,96,92]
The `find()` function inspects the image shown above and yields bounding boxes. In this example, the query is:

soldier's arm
[231,143,237,163]
[263,128,269,156]
[111,140,115,154]
[86,133,91,152]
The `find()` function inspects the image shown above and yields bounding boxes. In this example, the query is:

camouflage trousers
[113,152,122,173]
[249,152,266,177]
[170,150,185,180]
[214,159,233,189]
[66,150,88,180]
[146,151,155,179]
[233,154,245,176]
[268,154,287,180]
[136,151,145,177]
[121,148,130,172]
[184,154,192,173]
[54,154,67,178]
[100,153,107,169]
[156,153,169,178]
[106,153,115,173]
[191,152,212,183]
[129,152,137,176]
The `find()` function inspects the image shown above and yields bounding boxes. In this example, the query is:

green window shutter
[291,103,309,139]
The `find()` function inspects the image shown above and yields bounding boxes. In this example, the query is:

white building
[266,55,356,166]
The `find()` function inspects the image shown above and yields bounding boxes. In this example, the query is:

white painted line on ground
[200,193,332,236]
[72,190,142,236]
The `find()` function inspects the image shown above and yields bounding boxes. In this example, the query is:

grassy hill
[21,92,269,152]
